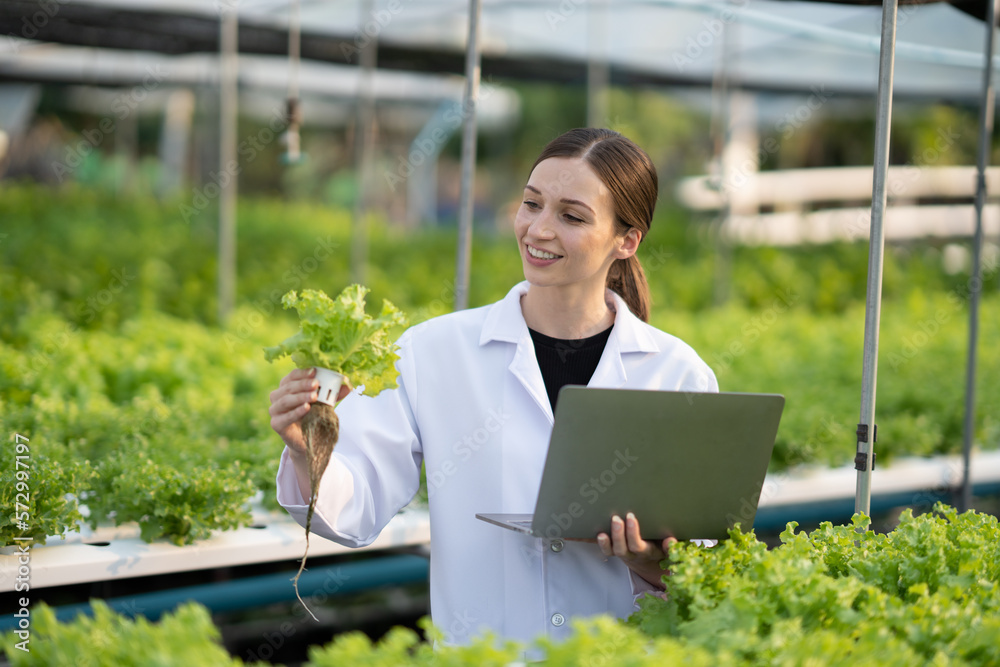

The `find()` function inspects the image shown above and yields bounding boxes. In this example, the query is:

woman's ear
[615,228,642,260]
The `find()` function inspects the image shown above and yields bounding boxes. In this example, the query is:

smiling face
[515,157,640,296]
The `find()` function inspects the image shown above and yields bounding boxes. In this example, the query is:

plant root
[291,402,340,622]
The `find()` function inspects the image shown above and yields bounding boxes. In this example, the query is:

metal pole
[351,0,377,284]
[218,1,239,324]
[454,0,482,311]
[587,0,609,128]
[855,0,898,517]
[710,3,734,306]
[288,0,300,102]
[961,0,998,512]
[284,0,302,163]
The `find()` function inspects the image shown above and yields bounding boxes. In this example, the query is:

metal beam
[350,0,377,285]
[218,1,238,325]
[855,0,898,517]
[453,0,482,312]
[961,0,998,512]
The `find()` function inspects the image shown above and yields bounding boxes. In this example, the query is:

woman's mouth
[527,245,561,260]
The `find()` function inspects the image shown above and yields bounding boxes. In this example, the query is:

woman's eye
[564,214,583,223]
[523,200,540,210]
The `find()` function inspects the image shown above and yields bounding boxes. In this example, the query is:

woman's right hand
[269,368,351,455]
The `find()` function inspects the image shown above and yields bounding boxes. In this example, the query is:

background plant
[1,184,996,545]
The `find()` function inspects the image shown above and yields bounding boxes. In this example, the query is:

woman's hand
[597,512,676,590]
[269,368,351,455]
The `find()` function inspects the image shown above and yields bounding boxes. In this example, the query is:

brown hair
[529,128,657,322]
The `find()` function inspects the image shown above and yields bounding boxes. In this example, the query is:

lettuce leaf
[263,286,407,397]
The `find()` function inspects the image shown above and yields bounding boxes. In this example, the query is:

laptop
[475,387,785,541]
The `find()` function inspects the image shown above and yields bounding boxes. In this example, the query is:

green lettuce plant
[263,286,407,396]
[263,285,407,621]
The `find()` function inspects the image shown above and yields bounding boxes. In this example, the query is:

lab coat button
[551,613,565,627]
[550,539,564,552]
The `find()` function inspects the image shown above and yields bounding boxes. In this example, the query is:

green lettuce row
[629,504,1000,665]
[0,299,288,546]
[2,286,999,546]
[4,506,998,665]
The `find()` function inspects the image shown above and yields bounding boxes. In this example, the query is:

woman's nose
[528,212,556,239]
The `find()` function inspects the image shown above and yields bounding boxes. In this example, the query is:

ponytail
[607,255,650,323]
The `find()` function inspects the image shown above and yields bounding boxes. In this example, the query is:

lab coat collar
[480,282,661,421]
[479,281,660,355]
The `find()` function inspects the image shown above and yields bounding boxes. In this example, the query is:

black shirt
[528,325,614,411]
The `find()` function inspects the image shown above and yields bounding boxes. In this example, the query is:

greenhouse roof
[0,0,997,101]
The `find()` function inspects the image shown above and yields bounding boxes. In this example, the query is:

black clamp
[854,423,877,471]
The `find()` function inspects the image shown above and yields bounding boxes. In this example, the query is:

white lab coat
[276,281,718,647]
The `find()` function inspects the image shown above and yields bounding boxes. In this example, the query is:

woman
[269,128,718,647]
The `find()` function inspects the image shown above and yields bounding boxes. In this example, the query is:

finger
[270,402,312,438]
[624,512,652,555]
[660,538,673,557]
[610,515,631,558]
[271,375,320,405]
[270,399,311,429]
[280,367,315,386]
[596,533,613,557]
[336,383,352,402]
[270,385,318,415]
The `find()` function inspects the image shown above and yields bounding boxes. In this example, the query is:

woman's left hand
[597,512,676,590]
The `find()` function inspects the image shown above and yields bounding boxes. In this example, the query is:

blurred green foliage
[1,183,997,545]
